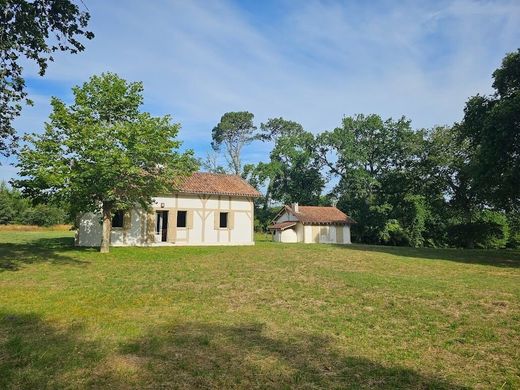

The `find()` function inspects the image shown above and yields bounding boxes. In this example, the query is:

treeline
[209,50,520,249]
[0,182,67,226]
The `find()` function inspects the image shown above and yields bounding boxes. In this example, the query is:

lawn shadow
[343,244,520,268]
[0,236,91,272]
[121,322,468,389]
[0,311,108,389]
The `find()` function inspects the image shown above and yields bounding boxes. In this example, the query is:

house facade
[76,172,260,247]
[268,203,355,244]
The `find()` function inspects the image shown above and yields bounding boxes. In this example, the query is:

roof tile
[268,221,297,230]
[286,205,356,224]
[174,172,261,197]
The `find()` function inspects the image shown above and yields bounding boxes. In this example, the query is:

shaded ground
[0,231,519,388]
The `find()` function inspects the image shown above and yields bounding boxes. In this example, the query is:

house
[76,172,261,247]
[268,203,355,244]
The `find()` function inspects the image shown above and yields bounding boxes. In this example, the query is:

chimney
[292,202,299,212]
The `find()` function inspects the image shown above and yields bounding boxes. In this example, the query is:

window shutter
[214,211,219,229]
[228,211,234,230]
[167,210,177,243]
[123,210,132,230]
[187,210,193,229]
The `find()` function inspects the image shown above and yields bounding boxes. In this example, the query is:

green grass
[1,231,519,389]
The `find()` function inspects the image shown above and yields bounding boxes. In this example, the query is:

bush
[448,211,509,249]
[506,212,520,249]
[0,195,16,224]
[395,195,428,247]
[379,219,409,246]
[0,182,30,224]
[20,204,66,227]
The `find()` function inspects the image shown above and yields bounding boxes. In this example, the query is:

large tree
[15,73,197,252]
[259,117,323,205]
[0,0,94,157]
[456,49,520,212]
[317,114,426,245]
[211,111,257,175]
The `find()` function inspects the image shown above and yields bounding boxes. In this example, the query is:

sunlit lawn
[1,230,519,389]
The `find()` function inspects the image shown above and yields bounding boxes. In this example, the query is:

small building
[268,203,355,244]
[76,172,260,247]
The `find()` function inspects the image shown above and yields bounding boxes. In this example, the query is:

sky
[2,0,520,183]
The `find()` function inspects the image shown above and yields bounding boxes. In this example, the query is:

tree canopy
[15,73,197,252]
[0,0,94,157]
[211,111,257,175]
[456,49,520,212]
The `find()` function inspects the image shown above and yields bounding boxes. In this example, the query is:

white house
[268,203,355,244]
[75,172,260,247]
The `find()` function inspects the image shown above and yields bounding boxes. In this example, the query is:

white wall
[280,227,298,243]
[343,224,351,244]
[299,224,352,245]
[77,212,102,247]
[77,194,255,247]
[277,211,298,222]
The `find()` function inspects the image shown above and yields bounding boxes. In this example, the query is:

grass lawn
[0,231,519,389]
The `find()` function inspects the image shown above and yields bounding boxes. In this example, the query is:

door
[320,226,329,243]
[155,211,169,242]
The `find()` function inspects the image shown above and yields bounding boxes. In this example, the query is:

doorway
[155,211,169,242]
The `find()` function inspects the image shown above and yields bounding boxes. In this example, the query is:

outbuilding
[268,203,355,244]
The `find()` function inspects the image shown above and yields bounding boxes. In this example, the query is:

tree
[0,180,30,224]
[246,118,324,207]
[211,111,257,175]
[318,114,425,245]
[0,0,94,157]
[456,49,520,211]
[261,118,323,205]
[200,151,226,174]
[15,73,197,252]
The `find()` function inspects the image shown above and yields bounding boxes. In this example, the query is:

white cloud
[3,0,519,182]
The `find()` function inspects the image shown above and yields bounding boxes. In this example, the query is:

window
[177,210,187,228]
[112,211,124,228]
[219,212,228,228]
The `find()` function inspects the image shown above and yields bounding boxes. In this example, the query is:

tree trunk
[100,203,112,253]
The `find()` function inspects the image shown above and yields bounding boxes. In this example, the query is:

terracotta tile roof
[174,172,261,197]
[267,221,297,231]
[285,205,356,224]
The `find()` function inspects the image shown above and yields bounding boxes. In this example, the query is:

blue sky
[2,0,520,183]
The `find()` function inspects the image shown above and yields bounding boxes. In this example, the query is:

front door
[155,211,169,242]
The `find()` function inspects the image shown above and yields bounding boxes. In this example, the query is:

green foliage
[0,181,30,224]
[448,211,509,249]
[506,212,520,249]
[456,49,520,211]
[0,181,66,226]
[395,195,428,248]
[15,73,197,250]
[0,193,16,224]
[211,111,257,175]
[248,117,324,206]
[320,114,430,246]
[16,72,197,213]
[379,219,408,246]
[0,0,94,157]
[20,204,66,226]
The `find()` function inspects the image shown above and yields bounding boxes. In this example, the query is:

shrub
[448,211,509,249]
[0,194,16,224]
[21,204,66,227]
[0,182,30,224]
[396,195,428,247]
[379,219,409,246]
